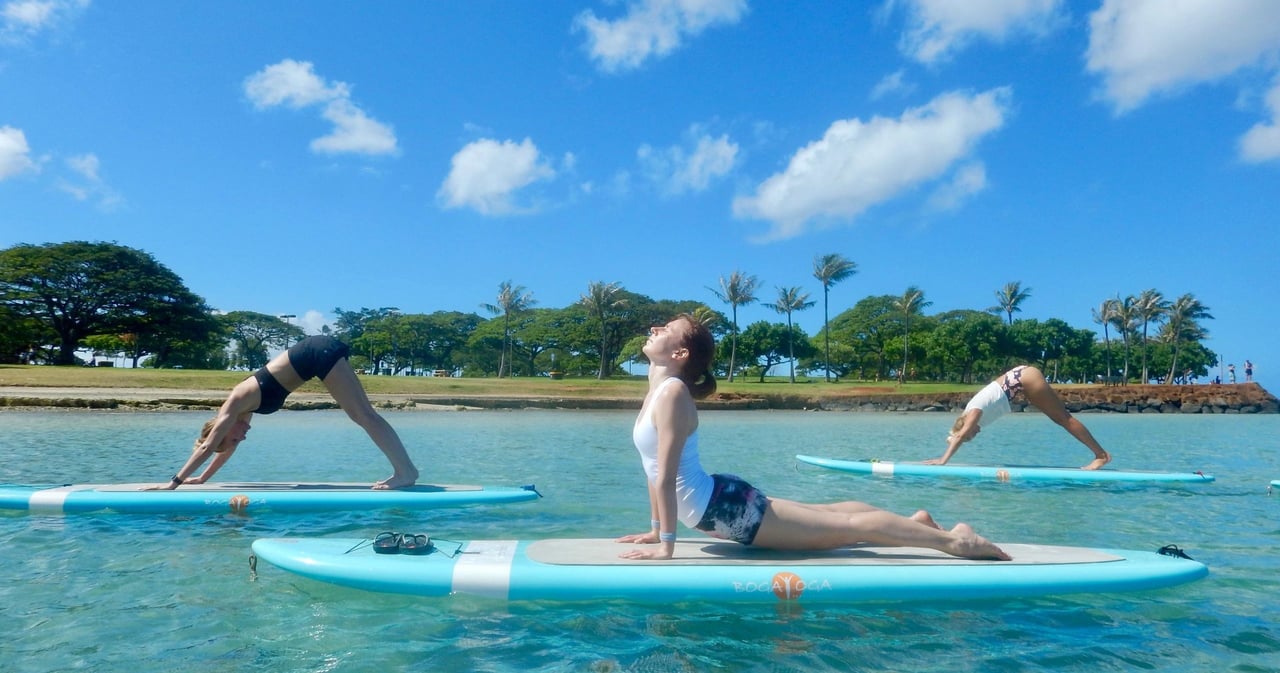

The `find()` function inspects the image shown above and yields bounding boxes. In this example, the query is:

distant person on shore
[616,314,1010,562]
[1228,364,1236,384]
[146,335,419,491]
[926,365,1111,471]
[1245,360,1253,382]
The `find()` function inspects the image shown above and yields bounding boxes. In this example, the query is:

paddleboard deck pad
[796,455,1215,483]
[0,482,540,515]
[249,536,1208,604]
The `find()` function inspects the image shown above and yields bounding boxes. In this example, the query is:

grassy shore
[0,364,978,401]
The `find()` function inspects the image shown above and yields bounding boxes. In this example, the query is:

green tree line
[0,242,1217,384]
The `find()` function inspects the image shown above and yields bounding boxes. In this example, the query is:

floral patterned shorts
[695,474,769,545]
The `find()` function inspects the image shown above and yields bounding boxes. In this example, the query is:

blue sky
[2,0,1277,385]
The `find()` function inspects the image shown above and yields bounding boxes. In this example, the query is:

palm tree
[1091,298,1119,379]
[709,271,761,382]
[689,305,720,328]
[1109,295,1137,385]
[812,253,857,382]
[1133,288,1169,384]
[481,280,536,378]
[989,281,1032,325]
[1162,293,1213,384]
[893,286,931,385]
[770,286,815,383]
[580,280,628,380]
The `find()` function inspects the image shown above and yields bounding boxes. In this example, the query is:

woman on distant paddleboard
[146,335,419,491]
[617,314,1009,562]
[926,365,1111,470]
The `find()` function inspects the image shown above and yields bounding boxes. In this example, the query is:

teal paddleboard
[795,455,1215,483]
[250,536,1208,604]
[0,482,540,515]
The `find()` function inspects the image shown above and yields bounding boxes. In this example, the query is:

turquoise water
[1,409,1277,672]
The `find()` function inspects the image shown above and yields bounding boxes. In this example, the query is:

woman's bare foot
[946,523,1011,561]
[1081,454,1111,471]
[911,509,942,529]
[373,471,418,490]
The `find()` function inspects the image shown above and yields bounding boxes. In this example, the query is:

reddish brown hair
[672,314,717,400]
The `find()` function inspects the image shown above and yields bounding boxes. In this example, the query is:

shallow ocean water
[1,408,1277,672]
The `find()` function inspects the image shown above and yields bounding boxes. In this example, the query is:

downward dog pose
[927,365,1111,470]
[616,315,1009,562]
[147,335,419,491]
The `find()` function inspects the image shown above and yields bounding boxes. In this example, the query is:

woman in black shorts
[617,315,1009,562]
[149,335,419,490]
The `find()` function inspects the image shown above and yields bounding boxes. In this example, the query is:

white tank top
[632,378,713,527]
[965,380,1011,427]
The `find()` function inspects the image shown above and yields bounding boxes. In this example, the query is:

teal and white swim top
[633,377,714,527]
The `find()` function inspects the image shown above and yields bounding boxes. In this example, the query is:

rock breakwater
[790,383,1278,414]
[0,383,1275,414]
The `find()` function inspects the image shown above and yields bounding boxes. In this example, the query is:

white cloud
[574,0,747,72]
[1086,0,1280,114]
[732,88,1010,241]
[0,125,37,179]
[638,127,739,194]
[438,138,556,215]
[896,0,1062,64]
[299,310,328,336]
[1240,77,1280,162]
[244,59,347,109]
[3,0,54,29]
[56,152,122,210]
[244,59,397,156]
[870,69,915,100]
[926,162,987,211]
[1,0,86,43]
[311,99,397,155]
[66,152,98,181]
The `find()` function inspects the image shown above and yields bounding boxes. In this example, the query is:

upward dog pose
[147,335,419,491]
[616,314,1009,562]
[927,365,1112,470]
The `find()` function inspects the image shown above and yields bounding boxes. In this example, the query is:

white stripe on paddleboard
[28,486,76,513]
[871,462,895,476]
[452,540,518,599]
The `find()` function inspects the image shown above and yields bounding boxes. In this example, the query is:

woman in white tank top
[615,315,1010,562]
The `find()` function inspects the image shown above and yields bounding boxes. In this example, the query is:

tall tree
[1109,295,1137,384]
[580,280,628,379]
[708,270,761,382]
[1091,298,1119,379]
[482,280,536,378]
[737,321,815,383]
[222,311,301,370]
[1162,293,1213,384]
[894,286,931,384]
[770,286,814,383]
[1134,288,1169,383]
[0,241,210,365]
[989,281,1032,325]
[812,253,857,382]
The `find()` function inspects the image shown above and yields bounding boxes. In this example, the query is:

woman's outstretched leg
[753,498,1009,560]
[322,361,420,489]
[788,499,941,529]
[1019,366,1111,470]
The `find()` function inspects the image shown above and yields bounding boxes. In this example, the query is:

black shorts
[253,336,351,415]
[287,336,351,381]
